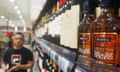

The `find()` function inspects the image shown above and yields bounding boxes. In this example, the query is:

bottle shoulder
[91,15,120,33]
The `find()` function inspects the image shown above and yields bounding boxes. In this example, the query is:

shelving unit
[32,0,120,72]
[35,38,76,72]
[34,38,120,72]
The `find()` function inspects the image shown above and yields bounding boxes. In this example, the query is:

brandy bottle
[92,0,120,66]
[78,0,96,58]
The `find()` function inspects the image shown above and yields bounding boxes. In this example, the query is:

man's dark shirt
[3,47,33,72]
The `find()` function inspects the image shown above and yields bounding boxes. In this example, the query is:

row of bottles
[78,0,96,57]
[78,0,120,66]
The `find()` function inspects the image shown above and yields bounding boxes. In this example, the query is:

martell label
[116,34,120,65]
[79,33,91,57]
[93,33,117,64]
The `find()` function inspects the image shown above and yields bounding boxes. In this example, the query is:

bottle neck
[82,13,95,23]
[100,8,118,17]
[82,13,89,22]
[83,13,95,18]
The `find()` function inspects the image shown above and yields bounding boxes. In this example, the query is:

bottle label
[79,33,91,57]
[96,38,111,42]
[93,33,117,64]
[116,34,120,65]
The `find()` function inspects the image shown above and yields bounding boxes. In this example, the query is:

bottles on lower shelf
[34,38,120,72]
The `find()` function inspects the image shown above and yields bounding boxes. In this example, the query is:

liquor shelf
[34,38,120,72]
[35,38,76,72]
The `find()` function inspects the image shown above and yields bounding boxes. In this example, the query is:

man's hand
[7,61,33,72]
[12,63,21,71]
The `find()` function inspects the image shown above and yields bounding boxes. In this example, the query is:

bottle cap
[100,0,119,15]
[110,0,119,15]
[100,0,111,8]
[100,0,119,8]
[83,0,96,14]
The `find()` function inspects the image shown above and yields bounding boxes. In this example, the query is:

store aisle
[32,51,41,72]
[24,44,42,72]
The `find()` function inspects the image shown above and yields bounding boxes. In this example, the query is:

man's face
[12,34,24,47]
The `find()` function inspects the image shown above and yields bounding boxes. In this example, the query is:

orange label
[93,33,117,64]
[116,34,120,65]
[79,33,91,57]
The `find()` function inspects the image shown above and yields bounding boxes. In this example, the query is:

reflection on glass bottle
[92,0,120,66]
[78,0,96,58]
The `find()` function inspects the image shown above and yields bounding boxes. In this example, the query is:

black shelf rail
[34,38,120,72]
[35,38,76,72]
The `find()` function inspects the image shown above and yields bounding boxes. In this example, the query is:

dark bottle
[78,0,96,58]
[92,0,120,66]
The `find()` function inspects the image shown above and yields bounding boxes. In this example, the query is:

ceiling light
[40,7,43,10]
[21,19,24,23]
[23,27,26,32]
[19,15,23,19]
[14,26,18,32]
[23,22,26,25]
[10,24,15,27]
[9,20,12,24]
[69,1,72,4]
[9,0,15,3]
[14,5,18,10]
[5,19,9,21]
[22,19,26,25]
[1,16,5,19]
[17,10,21,14]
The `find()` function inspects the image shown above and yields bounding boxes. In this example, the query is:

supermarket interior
[0,0,120,72]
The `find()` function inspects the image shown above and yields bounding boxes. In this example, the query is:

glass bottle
[78,0,96,58]
[92,0,120,66]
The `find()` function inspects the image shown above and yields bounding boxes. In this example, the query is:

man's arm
[20,61,34,69]
[13,61,34,71]
[1,61,7,71]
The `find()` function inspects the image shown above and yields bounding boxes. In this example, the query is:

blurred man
[1,32,34,72]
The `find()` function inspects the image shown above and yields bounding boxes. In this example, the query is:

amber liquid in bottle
[92,0,120,66]
[78,0,95,58]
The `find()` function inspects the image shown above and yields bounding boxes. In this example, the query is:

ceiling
[0,0,46,30]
